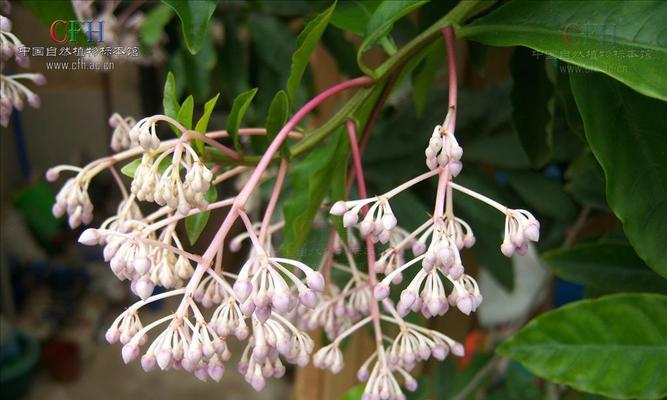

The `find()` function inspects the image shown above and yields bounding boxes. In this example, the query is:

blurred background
[0,1,623,400]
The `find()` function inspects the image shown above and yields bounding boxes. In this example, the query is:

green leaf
[544,242,667,294]
[341,384,365,400]
[179,34,217,101]
[554,63,585,139]
[506,171,577,220]
[510,47,555,167]
[357,0,429,75]
[498,293,667,399]
[458,0,667,102]
[185,186,218,245]
[265,90,290,158]
[282,130,349,258]
[330,0,381,35]
[195,94,220,134]
[412,40,443,116]
[286,2,336,104]
[163,72,179,119]
[226,88,258,153]
[177,95,194,130]
[162,0,217,54]
[564,153,607,211]
[22,0,86,43]
[192,93,220,153]
[141,4,174,47]
[570,71,667,279]
[120,159,141,178]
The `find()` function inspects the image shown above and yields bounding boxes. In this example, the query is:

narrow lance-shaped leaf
[193,93,220,153]
[286,2,337,104]
[185,186,218,245]
[498,293,667,399]
[510,47,555,167]
[226,88,258,153]
[177,95,194,130]
[570,71,667,279]
[163,72,179,119]
[162,0,217,54]
[265,90,290,158]
[544,242,667,294]
[458,0,667,101]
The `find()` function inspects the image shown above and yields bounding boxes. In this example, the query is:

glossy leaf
[565,153,607,210]
[545,242,667,294]
[162,0,217,54]
[510,47,555,167]
[506,171,577,220]
[226,88,258,153]
[185,186,218,245]
[570,72,667,279]
[120,159,141,178]
[286,2,336,104]
[141,4,174,47]
[265,90,290,158]
[458,0,667,101]
[177,95,194,130]
[554,63,584,139]
[498,293,667,399]
[357,0,428,75]
[282,131,349,258]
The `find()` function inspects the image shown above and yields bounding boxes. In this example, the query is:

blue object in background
[554,277,585,307]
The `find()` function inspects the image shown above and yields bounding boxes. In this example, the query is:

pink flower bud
[449,161,463,177]
[78,228,100,246]
[500,242,515,257]
[121,343,139,364]
[524,223,540,242]
[451,343,465,357]
[381,213,397,230]
[156,349,172,370]
[135,278,154,300]
[373,283,390,300]
[45,168,59,182]
[306,272,325,292]
[456,296,473,315]
[299,289,317,308]
[233,280,252,303]
[330,201,347,216]
[208,364,224,382]
[343,211,358,228]
[141,354,156,371]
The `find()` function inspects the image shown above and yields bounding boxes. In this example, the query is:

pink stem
[176,77,372,316]
[185,130,240,160]
[345,120,383,346]
[259,158,288,243]
[434,27,458,220]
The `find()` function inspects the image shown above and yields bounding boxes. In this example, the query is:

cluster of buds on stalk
[1,5,46,126]
[45,22,542,396]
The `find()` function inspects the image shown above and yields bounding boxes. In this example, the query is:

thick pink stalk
[259,158,288,243]
[176,77,372,316]
[434,27,459,220]
[345,120,384,346]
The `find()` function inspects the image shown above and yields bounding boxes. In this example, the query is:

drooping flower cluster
[1,7,46,126]
[425,122,463,176]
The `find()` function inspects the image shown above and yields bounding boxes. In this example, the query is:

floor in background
[25,340,292,400]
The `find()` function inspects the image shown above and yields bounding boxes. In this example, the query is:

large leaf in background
[554,64,584,139]
[510,47,555,167]
[570,72,667,279]
[226,88,259,153]
[463,133,530,169]
[412,41,443,116]
[286,2,336,104]
[455,174,514,290]
[544,242,667,294]
[506,171,577,220]
[357,0,428,75]
[220,13,250,99]
[163,0,216,54]
[330,0,381,35]
[185,186,218,245]
[141,4,174,47]
[282,131,349,258]
[458,1,667,101]
[565,153,607,210]
[499,293,667,399]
